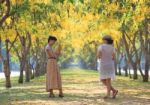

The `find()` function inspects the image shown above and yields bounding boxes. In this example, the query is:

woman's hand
[58,44,62,51]
[55,44,62,57]
[97,50,101,59]
[112,53,115,60]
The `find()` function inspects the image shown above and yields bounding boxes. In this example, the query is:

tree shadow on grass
[0,69,150,105]
[1,86,150,105]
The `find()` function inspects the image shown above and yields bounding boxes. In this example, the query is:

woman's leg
[59,89,63,95]
[105,78,111,97]
[102,79,114,92]
[109,79,118,98]
[107,78,118,98]
[50,89,53,94]
[49,89,55,97]
[101,79,107,86]
[101,79,111,98]
[108,79,116,93]
[59,89,64,97]
[101,79,118,98]
[101,79,109,98]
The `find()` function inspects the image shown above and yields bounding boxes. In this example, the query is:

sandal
[103,96,110,99]
[49,93,55,98]
[59,94,64,98]
[112,90,118,99]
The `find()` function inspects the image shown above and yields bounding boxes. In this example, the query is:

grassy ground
[0,68,150,105]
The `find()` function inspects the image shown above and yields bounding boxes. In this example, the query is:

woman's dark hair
[48,36,57,43]
[102,35,113,45]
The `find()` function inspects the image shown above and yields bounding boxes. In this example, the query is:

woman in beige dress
[45,36,64,98]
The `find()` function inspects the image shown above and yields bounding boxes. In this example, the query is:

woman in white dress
[97,35,118,99]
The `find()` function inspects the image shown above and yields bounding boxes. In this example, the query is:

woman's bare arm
[97,50,102,59]
[112,52,116,60]
[55,45,62,57]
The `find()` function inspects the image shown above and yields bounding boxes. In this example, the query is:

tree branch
[0,0,11,27]
[8,34,18,52]
[8,40,21,61]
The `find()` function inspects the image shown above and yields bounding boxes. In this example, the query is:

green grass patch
[0,68,150,105]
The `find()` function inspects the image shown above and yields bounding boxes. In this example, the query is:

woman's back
[97,35,118,99]
[99,44,115,64]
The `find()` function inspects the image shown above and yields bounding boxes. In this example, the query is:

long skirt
[46,59,62,92]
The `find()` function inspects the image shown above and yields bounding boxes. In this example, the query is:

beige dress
[45,44,62,91]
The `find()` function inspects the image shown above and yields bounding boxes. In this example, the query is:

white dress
[98,44,115,80]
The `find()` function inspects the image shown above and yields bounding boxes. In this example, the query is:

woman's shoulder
[101,44,115,49]
[99,44,108,48]
[98,44,105,51]
[98,44,105,47]
[45,44,51,50]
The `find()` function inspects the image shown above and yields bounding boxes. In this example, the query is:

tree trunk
[114,59,118,75]
[18,62,24,83]
[25,60,30,82]
[3,60,11,88]
[143,60,149,82]
[4,39,11,88]
[138,66,144,78]
[35,62,40,77]
[18,36,26,83]
[124,67,128,77]
[118,66,122,75]
[124,55,128,77]
[18,57,26,83]
[18,32,31,83]
[129,68,132,78]
[133,66,138,79]
[35,48,47,77]
[122,30,138,80]
[30,62,35,79]
[138,18,150,82]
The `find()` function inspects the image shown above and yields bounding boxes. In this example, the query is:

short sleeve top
[98,44,115,53]
[98,44,115,63]
[45,44,51,51]
[45,44,53,58]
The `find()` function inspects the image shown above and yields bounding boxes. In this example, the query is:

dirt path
[0,68,150,105]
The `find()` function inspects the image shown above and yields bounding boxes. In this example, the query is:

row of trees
[75,0,150,82]
[0,0,149,88]
[111,0,150,82]
[0,31,47,87]
[116,18,150,82]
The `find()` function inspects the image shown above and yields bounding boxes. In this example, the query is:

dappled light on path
[0,68,150,105]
